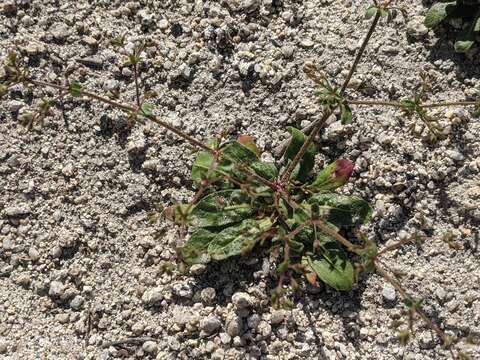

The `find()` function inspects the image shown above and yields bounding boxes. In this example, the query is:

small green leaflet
[141,103,154,117]
[188,190,255,228]
[340,103,353,124]
[302,241,354,291]
[424,2,456,28]
[284,127,315,182]
[69,81,83,97]
[309,193,372,227]
[365,6,378,20]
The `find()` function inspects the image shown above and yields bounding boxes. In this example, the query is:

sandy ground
[1,0,479,359]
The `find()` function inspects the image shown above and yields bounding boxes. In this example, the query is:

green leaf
[340,103,353,124]
[189,190,255,228]
[207,218,273,261]
[191,151,215,183]
[454,39,475,53]
[473,99,480,118]
[179,219,272,265]
[69,81,83,97]
[424,2,457,28]
[284,127,315,182]
[250,161,278,180]
[474,16,480,32]
[303,243,354,291]
[309,193,372,227]
[221,141,258,164]
[365,6,378,19]
[141,103,154,117]
[179,228,216,265]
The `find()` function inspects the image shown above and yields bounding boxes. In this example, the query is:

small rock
[2,238,14,250]
[56,313,70,324]
[77,56,104,68]
[226,316,243,337]
[142,287,164,305]
[127,137,146,154]
[382,284,396,301]
[232,292,252,309]
[407,18,428,38]
[142,340,158,354]
[446,150,464,161]
[14,273,31,287]
[189,264,206,275]
[435,288,447,303]
[200,288,216,304]
[28,247,40,261]
[50,23,71,41]
[270,310,285,325]
[50,245,62,258]
[70,295,85,310]
[257,320,272,337]
[122,67,133,77]
[61,163,75,177]
[158,19,169,30]
[49,281,65,298]
[4,205,30,217]
[142,159,160,171]
[200,316,222,334]
[281,46,295,58]
[300,39,315,48]
[172,282,193,298]
[82,36,98,47]
[242,0,260,12]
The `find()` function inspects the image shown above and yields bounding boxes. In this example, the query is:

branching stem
[375,264,456,358]
[281,10,381,182]
[26,78,212,152]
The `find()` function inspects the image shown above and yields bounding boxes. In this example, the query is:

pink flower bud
[334,159,354,182]
[309,159,354,191]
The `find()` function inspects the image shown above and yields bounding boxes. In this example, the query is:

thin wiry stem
[133,63,141,107]
[281,10,382,182]
[311,219,361,254]
[27,78,212,152]
[347,99,478,108]
[339,11,381,96]
[375,264,456,358]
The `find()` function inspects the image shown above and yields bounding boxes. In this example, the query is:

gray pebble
[142,287,164,305]
[49,281,65,298]
[200,287,216,304]
[200,315,222,334]
[232,292,252,309]
[382,284,396,301]
[70,295,85,310]
[142,340,158,354]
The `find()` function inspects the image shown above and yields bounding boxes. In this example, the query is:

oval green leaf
[302,243,354,291]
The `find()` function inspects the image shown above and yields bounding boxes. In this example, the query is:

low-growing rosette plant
[171,128,373,303]
[2,1,478,356]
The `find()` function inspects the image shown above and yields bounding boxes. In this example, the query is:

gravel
[1,1,479,359]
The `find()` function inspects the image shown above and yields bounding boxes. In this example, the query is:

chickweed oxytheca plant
[1,1,478,358]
